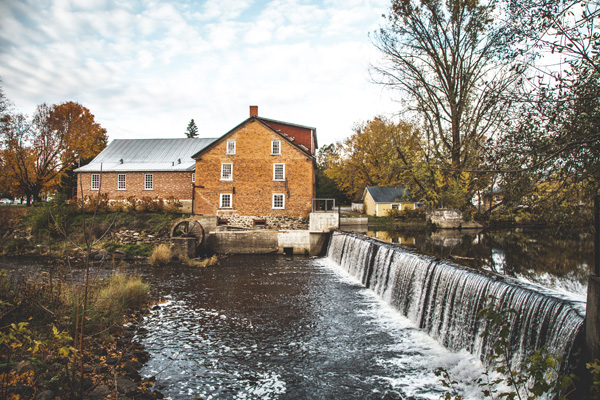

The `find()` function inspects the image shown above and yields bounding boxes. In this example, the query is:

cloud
[0,0,397,146]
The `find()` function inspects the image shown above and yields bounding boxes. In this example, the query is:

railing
[312,198,337,212]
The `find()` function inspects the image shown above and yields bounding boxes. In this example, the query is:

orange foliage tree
[1,102,107,204]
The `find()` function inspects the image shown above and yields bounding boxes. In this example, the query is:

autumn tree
[316,144,350,203]
[371,0,521,208]
[185,119,199,138]
[487,0,600,218]
[2,101,108,204]
[324,117,426,201]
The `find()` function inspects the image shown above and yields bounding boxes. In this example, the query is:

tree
[323,117,427,202]
[185,119,199,138]
[371,0,520,208]
[316,144,351,203]
[487,0,600,217]
[1,102,108,204]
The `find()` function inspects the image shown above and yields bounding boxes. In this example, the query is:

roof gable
[364,186,411,203]
[192,117,316,159]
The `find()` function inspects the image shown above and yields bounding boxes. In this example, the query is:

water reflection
[358,228,592,298]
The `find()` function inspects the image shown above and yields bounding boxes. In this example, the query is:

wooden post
[595,194,599,275]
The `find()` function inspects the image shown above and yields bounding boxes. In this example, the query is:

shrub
[149,244,171,266]
[180,254,219,268]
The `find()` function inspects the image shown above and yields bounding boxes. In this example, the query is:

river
[139,255,486,399]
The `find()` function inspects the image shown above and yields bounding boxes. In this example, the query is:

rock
[105,357,119,365]
[35,390,55,400]
[122,360,143,375]
[14,360,34,374]
[14,385,35,397]
[116,377,137,395]
[89,384,110,399]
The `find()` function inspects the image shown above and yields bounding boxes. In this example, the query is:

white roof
[75,138,217,172]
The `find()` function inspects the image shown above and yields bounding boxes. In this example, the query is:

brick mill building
[75,106,318,227]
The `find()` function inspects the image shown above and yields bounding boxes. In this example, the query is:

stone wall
[108,228,169,246]
[216,214,308,230]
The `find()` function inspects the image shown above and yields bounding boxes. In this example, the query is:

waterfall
[327,231,585,370]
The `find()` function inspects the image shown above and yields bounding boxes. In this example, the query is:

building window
[118,174,126,190]
[273,163,285,181]
[273,193,285,209]
[144,174,153,190]
[220,193,232,208]
[192,172,195,183]
[226,140,236,155]
[391,204,399,210]
[91,174,100,190]
[221,163,233,180]
[271,140,281,155]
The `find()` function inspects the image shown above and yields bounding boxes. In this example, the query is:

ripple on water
[139,255,486,400]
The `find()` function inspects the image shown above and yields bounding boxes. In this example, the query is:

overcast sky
[0,0,400,147]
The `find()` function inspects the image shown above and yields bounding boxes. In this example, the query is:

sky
[0,0,400,147]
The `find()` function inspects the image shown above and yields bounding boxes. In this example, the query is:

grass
[180,254,219,268]
[148,244,171,266]
[93,275,149,328]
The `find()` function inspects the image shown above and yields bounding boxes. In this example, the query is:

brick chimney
[250,105,258,117]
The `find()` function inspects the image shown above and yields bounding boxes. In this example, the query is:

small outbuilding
[362,186,416,217]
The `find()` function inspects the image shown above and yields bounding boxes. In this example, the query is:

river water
[139,255,486,400]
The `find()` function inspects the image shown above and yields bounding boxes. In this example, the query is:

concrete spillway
[327,231,585,371]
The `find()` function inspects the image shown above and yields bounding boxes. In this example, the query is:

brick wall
[77,171,194,200]
[193,120,315,218]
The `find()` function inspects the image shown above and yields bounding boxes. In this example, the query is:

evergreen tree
[185,119,199,138]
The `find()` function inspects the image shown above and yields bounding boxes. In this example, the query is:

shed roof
[364,186,411,203]
[75,138,217,172]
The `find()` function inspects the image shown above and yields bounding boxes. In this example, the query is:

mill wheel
[170,218,205,246]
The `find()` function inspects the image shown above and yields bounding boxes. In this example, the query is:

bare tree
[371,0,521,207]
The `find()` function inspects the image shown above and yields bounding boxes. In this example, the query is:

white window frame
[272,193,285,209]
[192,172,195,183]
[117,174,126,190]
[273,163,285,181]
[271,140,281,155]
[391,203,399,210]
[226,140,236,155]
[221,163,233,181]
[91,174,100,190]
[144,174,153,190]
[220,193,232,208]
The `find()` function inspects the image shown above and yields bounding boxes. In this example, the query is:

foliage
[371,0,519,208]
[185,118,199,138]
[587,360,600,398]
[27,193,72,237]
[323,117,425,201]
[315,144,351,203]
[486,0,600,215]
[149,244,171,266]
[1,100,108,204]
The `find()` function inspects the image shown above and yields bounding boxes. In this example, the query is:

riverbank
[0,257,164,399]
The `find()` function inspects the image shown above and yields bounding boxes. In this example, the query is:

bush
[27,193,73,236]
[149,244,171,266]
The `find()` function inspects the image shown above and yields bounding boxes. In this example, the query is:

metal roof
[75,138,217,172]
[364,186,411,203]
